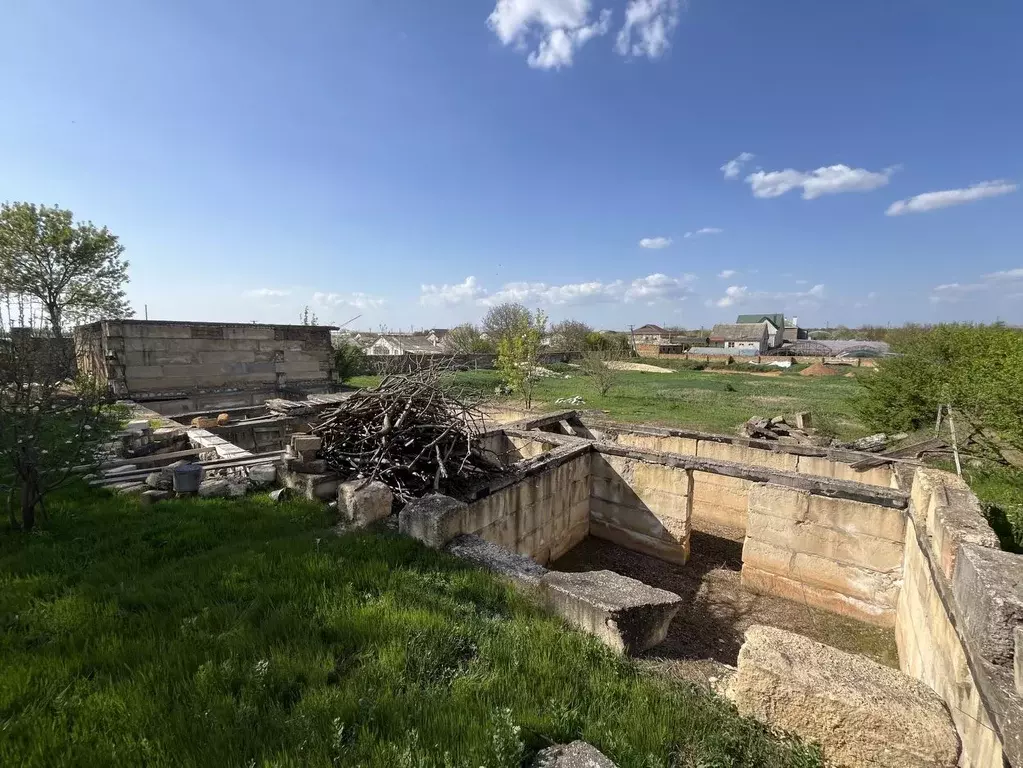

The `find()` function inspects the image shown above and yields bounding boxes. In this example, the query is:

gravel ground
[551,530,899,689]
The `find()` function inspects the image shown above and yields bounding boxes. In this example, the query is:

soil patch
[551,532,898,688]
[799,361,840,377]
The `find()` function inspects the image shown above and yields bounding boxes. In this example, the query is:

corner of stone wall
[903,466,1023,768]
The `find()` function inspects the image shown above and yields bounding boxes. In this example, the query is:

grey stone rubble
[533,741,617,768]
[727,625,960,768]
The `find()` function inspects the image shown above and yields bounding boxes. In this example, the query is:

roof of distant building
[689,346,758,356]
[736,313,785,329]
[710,323,769,341]
[633,324,669,334]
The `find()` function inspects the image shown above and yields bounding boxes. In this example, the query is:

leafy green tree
[0,202,132,336]
[333,342,367,383]
[585,330,632,354]
[482,302,531,345]
[857,324,1023,447]
[447,322,494,353]
[496,309,547,409]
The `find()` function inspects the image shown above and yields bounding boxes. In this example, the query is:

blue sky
[2,0,1020,331]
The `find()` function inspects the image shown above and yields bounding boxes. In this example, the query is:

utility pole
[628,324,637,352]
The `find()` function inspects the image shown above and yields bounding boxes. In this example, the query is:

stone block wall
[461,446,591,565]
[740,483,907,626]
[74,320,337,410]
[896,468,1023,768]
[590,452,691,564]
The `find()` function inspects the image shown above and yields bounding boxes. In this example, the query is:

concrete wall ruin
[461,416,1022,767]
[75,320,338,414]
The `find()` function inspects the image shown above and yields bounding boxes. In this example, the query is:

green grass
[0,488,822,768]
[352,367,871,440]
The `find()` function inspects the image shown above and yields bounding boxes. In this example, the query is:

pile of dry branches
[311,366,501,502]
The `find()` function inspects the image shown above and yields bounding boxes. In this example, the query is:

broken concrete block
[140,489,172,505]
[445,534,548,586]
[279,469,338,502]
[847,433,888,452]
[291,435,322,454]
[539,570,682,655]
[952,543,1023,667]
[726,625,960,768]
[794,411,812,430]
[337,480,392,529]
[125,419,151,434]
[533,741,617,768]
[247,463,277,488]
[198,479,231,498]
[145,471,171,490]
[398,494,468,548]
[226,480,250,498]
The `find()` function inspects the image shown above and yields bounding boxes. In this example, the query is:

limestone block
[747,511,904,573]
[727,625,960,768]
[540,569,682,654]
[337,480,392,528]
[741,565,895,626]
[399,494,469,548]
[951,543,1023,667]
[280,469,338,501]
[292,434,319,455]
[247,463,277,488]
[198,479,231,498]
[748,483,809,521]
[590,520,689,565]
[140,489,172,505]
[145,471,173,491]
[806,492,907,544]
[445,534,548,586]
[226,479,250,497]
[533,741,617,768]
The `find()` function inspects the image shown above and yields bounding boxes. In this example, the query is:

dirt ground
[605,361,675,373]
[551,529,899,688]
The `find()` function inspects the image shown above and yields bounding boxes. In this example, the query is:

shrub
[579,352,620,397]
[334,342,368,383]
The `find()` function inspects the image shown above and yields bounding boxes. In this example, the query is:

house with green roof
[735,313,785,348]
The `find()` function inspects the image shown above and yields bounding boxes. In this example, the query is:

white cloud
[886,180,1018,216]
[312,291,385,310]
[717,269,737,279]
[615,0,681,59]
[419,276,487,307]
[639,236,672,249]
[244,288,291,299]
[709,283,825,309]
[622,272,696,303]
[714,285,748,307]
[928,283,988,304]
[421,272,696,308]
[721,152,754,180]
[684,227,723,238]
[984,267,1023,280]
[487,0,611,70]
[746,164,895,200]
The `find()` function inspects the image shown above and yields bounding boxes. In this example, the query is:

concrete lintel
[594,442,910,510]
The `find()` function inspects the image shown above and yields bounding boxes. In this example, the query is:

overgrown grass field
[0,488,822,767]
[353,365,871,440]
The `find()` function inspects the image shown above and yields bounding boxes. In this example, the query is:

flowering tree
[0,295,119,531]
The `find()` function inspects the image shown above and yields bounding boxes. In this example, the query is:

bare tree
[580,351,621,397]
[550,319,592,351]
[0,202,132,337]
[448,323,494,353]
[482,302,531,345]
[0,294,118,531]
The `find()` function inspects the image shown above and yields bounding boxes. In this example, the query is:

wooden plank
[849,438,947,470]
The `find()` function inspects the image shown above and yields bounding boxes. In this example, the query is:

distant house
[710,323,770,354]
[632,324,670,344]
[735,314,785,348]
[367,334,449,356]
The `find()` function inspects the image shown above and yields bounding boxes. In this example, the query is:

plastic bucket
[172,464,204,494]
